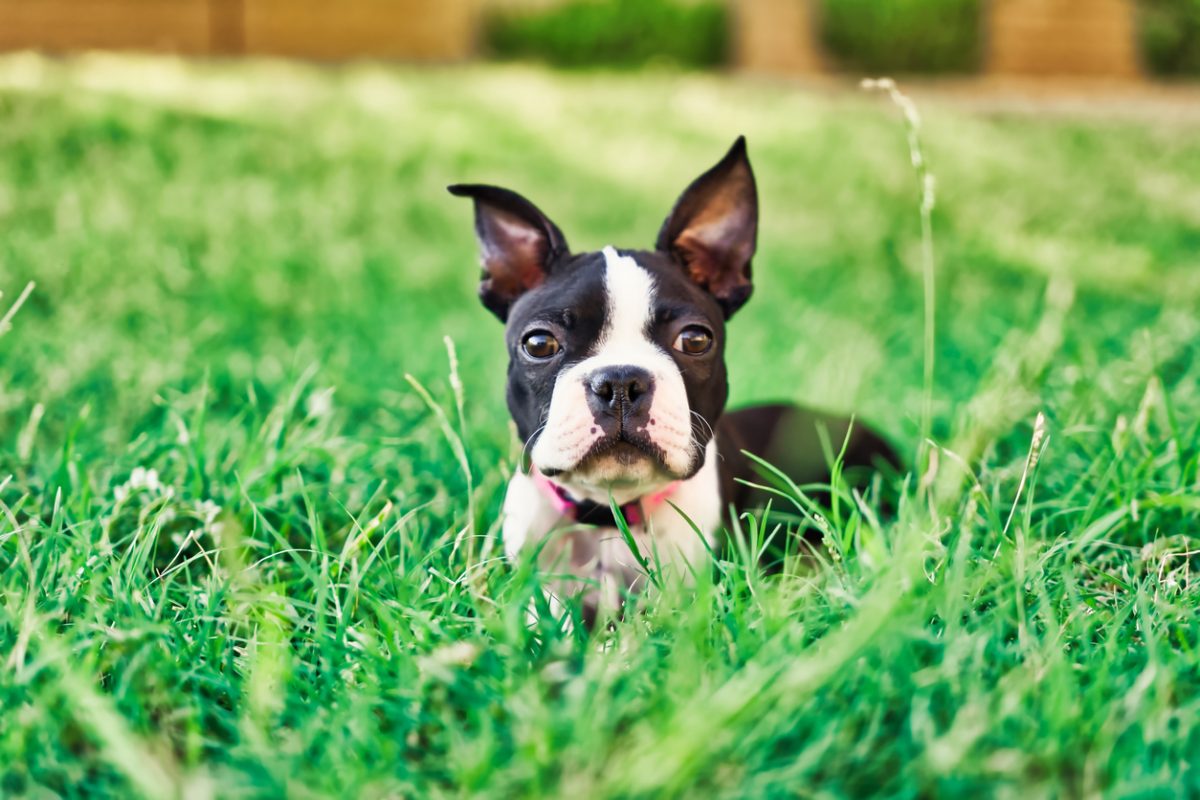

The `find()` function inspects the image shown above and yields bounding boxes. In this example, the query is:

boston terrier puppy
[450,137,896,622]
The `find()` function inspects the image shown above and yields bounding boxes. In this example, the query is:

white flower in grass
[306,387,335,418]
[197,499,222,526]
[129,467,160,491]
[113,466,176,504]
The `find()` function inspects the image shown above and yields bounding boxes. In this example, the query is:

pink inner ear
[665,154,756,302]
[481,211,549,297]
[677,211,755,296]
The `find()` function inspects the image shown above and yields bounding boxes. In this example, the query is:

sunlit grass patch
[1,56,1198,797]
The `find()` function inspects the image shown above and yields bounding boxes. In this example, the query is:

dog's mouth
[539,430,672,486]
[580,432,663,467]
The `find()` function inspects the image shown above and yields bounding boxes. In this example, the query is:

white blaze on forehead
[599,245,655,351]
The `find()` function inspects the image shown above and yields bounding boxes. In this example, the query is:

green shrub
[819,0,982,74]
[484,0,727,69]
[1138,0,1200,75]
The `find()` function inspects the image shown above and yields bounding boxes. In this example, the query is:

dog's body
[451,138,896,621]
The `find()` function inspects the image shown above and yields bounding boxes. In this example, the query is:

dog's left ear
[656,136,757,317]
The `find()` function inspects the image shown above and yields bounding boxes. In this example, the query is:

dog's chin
[543,435,678,489]
[578,442,664,486]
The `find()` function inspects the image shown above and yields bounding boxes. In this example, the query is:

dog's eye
[521,331,560,360]
[673,326,713,356]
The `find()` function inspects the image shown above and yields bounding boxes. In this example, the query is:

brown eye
[673,325,713,355]
[522,331,560,360]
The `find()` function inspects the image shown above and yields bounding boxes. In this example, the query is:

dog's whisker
[520,423,547,468]
[690,410,716,442]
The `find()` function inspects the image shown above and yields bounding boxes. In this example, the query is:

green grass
[2,55,1199,798]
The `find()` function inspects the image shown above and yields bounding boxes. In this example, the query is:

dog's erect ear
[656,136,757,317]
[448,184,569,320]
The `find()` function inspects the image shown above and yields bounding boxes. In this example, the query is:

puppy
[450,137,896,623]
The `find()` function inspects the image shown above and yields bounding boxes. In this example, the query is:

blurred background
[2,0,1200,79]
[1,0,1199,473]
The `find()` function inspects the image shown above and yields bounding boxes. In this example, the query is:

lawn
[1,55,1199,798]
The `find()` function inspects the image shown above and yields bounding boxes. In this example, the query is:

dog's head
[450,138,757,498]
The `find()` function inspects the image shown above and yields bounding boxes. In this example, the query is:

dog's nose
[587,366,654,418]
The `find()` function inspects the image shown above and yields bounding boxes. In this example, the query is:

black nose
[587,366,654,418]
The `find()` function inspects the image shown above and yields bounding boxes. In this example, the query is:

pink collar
[531,469,679,527]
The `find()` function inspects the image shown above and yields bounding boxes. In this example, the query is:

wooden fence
[986,0,1140,78]
[0,0,477,60]
[736,0,1144,79]
[0,0,1147,78]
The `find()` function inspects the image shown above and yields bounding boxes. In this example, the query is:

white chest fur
[502,440,723,611]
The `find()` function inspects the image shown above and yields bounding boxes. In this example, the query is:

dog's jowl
[450,137,897,622]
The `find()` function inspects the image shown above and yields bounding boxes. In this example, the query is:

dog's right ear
[448,184,569,321]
